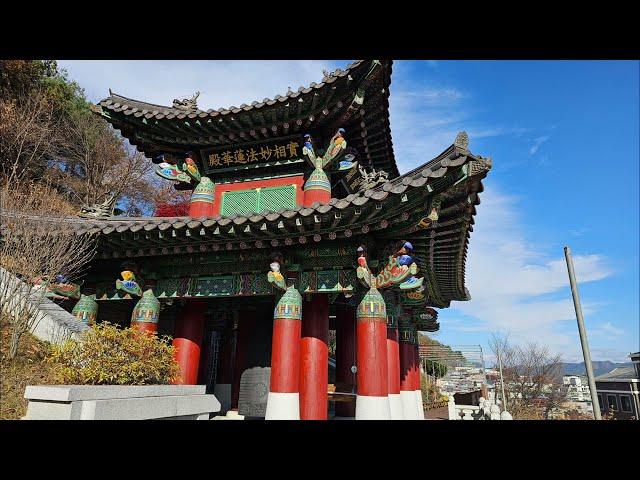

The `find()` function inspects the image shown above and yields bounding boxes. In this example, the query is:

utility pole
[497,345,507,410]
[564,246,602,420]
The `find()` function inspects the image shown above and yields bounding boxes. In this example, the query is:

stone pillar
[188,176,216,217]
[130,289,160,334]
[265,287,302,420]
[172,301,207,385]
[386,316,403,420]
[414,338,425,419]
[303,168,331,206]
[335,303,357,418]
[355,287,390,420]
[399,318,418,419]
[447,394,457,420]
[299,294,329,420]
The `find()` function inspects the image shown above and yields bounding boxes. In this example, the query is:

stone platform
[23,385,220,420]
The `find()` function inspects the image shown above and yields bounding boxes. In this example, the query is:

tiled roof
[3,136,491,308]
[595,367,639,382]
[92,60,399,177]
[18,141,483,237]
[98,60,368,119]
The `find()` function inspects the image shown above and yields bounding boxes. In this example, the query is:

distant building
[563,375,592,402]
[595,352,639,420]
[485,368,499,382]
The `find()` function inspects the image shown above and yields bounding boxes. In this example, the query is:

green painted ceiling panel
[221,185,296,216]
[259,185,296,212]
[221,189,259,216]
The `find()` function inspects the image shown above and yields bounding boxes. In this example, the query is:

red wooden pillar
[132,322,158,334]
[399,319,418,419]
[355,287,390,420]
[172,301,207,385]
[303,168,331,206]
[335,304,357,418]
[188,177,216,217]
[266,287,302,420]
[387,320,403,419]
[299,294,329,420]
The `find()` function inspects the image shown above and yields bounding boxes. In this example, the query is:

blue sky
[58,60,639,363]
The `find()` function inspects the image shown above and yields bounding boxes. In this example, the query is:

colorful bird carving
[396,241,414,267]
[155,162,191,184]
[393,241,423,290]
[270,262,284,283]
[267,261,287,291]
[357,246,368,268]
[116,270,142,297]
[46,274,81,300]
[303,134,314,153]
[338,153,358,171]
[302,134,317,165]
[55,274,71,284]
[182,155,201,182]
[302,129,348,170]
[325,128,347,163]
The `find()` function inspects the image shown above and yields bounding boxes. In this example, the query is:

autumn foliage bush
[48,322,181,385]
[154,200,189,217]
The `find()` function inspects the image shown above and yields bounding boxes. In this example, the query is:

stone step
[211,410,245,420]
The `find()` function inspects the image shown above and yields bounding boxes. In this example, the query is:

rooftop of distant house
[595,366,639,382]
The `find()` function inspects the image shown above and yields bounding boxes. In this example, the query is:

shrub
[48,322,181,385]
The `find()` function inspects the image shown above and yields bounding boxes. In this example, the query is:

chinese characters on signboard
[344,163,364,191]
[202,139,301,171]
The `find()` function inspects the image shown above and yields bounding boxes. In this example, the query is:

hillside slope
[0,317,56,420]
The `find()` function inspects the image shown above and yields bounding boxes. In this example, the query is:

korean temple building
[54,60,492,420]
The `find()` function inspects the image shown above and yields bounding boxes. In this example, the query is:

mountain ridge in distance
[561,361,633,377]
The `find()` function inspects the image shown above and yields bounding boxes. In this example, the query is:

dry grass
[0,314,56,420]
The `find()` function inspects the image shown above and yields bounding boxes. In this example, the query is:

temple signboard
[343,163,365,191]
[202,137,303,173]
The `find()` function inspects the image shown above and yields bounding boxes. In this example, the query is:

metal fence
[420,344,486,394]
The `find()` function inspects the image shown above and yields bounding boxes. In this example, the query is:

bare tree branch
[0,180,96,358]
[488,332,567,419]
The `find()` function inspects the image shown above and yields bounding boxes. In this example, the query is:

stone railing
[0,267,88,345]
[23,385,221,420]
[447,394,513,420]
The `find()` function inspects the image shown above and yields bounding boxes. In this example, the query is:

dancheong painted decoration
[115,270,142,297]
[36,60,491,420]
[71,294,98,325]
[37,274,82,300]
[130,289,161,333]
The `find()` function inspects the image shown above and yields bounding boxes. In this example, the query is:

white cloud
[599,322,624,336]
[401,88,466,103]
[529,135,550,155]
[588,347,634,364]
[589,321,626,342]
[443,186,616,361]
[58,60,339,111]
[388,72,534,173]
[383,68,619,360]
